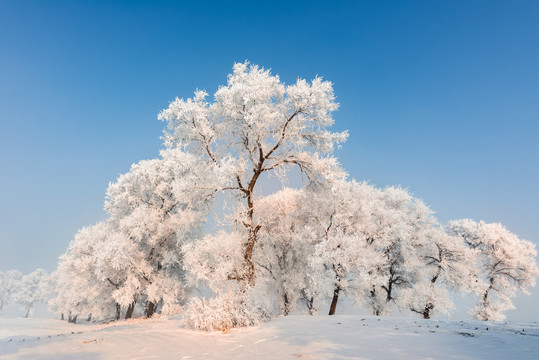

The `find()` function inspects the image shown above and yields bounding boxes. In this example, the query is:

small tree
[447,219,538,321]
[13,269,51,317]
[0,270,22,312]
[401,228,483,319]
[305,180,380,316]
[51,222,123,322]
[253,186,335,316]
[251,187,314,316]
[361,187,439,316]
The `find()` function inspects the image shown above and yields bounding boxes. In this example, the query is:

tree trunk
[25,309,30,318]
[125,302,135,319]
[71,315,78,324]
[242,154,264,287]
[115,303,121,321]
[329,269,342,316]
[328,284,340,315]
[87,313,92,322]
[306,296,315,315]
[301,289,315,315]
[370,287,381,316]
[283,293,290,316]
[384,280,393,302]
[423,303,434,319]
[243,192,259,287]
[424,264,442,319]
[479,279,495,320]
[68,312,72,323]
[483,282,493,308]
[61,313,64,321]
[146,301,156,318]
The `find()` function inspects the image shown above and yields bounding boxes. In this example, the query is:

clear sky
[1,1,538,320]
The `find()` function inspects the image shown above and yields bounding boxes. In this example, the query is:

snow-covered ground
[1,315,538,359]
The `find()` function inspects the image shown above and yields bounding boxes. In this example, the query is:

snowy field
[1,315,538,359]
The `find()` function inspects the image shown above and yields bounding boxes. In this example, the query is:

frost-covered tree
[247,188,307,316]
[52,148,215,322]
[253,187,324,316]
[51,222,123,322]
[305,180,380,316]
[362,187,439,316]
[447,219,538,321]
[13,269,51,317]
[0,270,22,312]
[105,148,215,318]
[401,228,483,319]
[162,62,347,329]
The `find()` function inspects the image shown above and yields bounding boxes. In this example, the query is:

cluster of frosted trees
[47,62,537,329]
[0,269,51,317]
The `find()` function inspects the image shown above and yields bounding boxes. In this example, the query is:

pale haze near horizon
[0,1,538,321]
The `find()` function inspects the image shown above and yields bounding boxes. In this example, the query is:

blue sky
[1,1,538,320]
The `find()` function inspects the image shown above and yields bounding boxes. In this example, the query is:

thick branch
[107,278,120,289]
[264,110,300,161]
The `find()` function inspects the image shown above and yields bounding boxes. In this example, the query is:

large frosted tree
[52,148,217,321]
[105,148,215,317]
[160,62,347,329]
